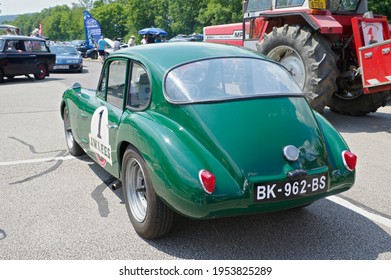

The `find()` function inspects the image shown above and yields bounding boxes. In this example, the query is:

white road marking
[0,155,77,166]
[327,196,391,229]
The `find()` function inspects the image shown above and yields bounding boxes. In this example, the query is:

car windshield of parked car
[51,45,79,55]
[165,57,302,103]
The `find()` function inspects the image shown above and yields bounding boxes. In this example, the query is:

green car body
[61,42,356,239]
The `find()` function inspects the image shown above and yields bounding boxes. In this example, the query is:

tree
[198,0,242,28]
[92,1,129,40]
[368,0,391,19]
[169,0,208,35]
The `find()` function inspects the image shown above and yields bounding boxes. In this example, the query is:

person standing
[128,35,135,47]
[98,36,106,63]
[154,35,161,43]
[113,38,121,51]
[141,35,147,45]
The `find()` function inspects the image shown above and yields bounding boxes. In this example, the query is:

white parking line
[0,155,77,166]
[327,196,391,229]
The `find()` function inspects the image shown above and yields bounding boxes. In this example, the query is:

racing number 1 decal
[89,106,112,167]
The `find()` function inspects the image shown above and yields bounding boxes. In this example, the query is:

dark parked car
[50,45,83,73]
[168,33,203,42]
[0,35,55,82]
[70,40,90,57]
[84,38,114,60]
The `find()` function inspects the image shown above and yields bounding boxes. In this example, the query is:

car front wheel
[122,147,174,239]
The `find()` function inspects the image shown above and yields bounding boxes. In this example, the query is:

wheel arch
[60,100,66,120]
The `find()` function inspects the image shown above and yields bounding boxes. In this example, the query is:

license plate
[254,173,328,202]
[309,0,326,9]
[54,65,69,69]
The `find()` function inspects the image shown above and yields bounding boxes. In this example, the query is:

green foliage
[368,0,391,19]
[2,0,390,42]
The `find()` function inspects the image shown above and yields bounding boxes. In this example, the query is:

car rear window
[164,57,302,103]
[50,46,79,55]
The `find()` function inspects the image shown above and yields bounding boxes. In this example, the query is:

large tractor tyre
[257,25,339,113]
[122,147,174,239]
[329,89,390,116]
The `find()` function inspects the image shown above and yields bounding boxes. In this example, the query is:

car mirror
[72,82,82,93]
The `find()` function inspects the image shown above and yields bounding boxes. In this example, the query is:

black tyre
[63,106,84,156]
[329,88,390,116]
[34,64,47,80]
[91,51,98,60]
[0,69,3,83]
[122,147,174,239]
[257,25,339,113]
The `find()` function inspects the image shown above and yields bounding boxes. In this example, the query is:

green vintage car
[61,42,357,239]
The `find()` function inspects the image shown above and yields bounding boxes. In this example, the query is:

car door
[3,39,36,76]
[87,58,129,177]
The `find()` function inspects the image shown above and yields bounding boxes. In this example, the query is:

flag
[83,11,102,48]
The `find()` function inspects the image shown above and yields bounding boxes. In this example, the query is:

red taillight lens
[199,169,216,194]
[342,150,357,171]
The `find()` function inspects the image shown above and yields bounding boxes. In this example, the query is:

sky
[0,0,78,16]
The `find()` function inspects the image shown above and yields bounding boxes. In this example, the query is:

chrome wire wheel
[125,158,147,223]
[121,147,174,239]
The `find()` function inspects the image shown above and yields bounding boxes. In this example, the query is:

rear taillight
[199,169,216,194]
[342,150,357,171]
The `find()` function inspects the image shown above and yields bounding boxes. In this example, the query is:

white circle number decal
[89,106,112,166]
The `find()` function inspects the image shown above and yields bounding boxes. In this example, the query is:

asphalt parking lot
[0,60,390,260]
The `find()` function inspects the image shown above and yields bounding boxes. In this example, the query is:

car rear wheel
[122,147,174,239]
[34,64,47,80]
[0,69,3,83]
[63,106,84,156]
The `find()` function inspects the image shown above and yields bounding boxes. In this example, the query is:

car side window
[106,59,127,109]
[24,40,48,52]
[5,40,23,52]
[127,63,151,110]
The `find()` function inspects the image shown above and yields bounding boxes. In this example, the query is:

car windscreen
[0,39,4,51]
[164,57,302,104]
[51,46,78,55]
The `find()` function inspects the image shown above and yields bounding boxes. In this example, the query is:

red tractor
[204,0,391,115]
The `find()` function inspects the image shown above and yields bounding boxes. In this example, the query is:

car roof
[0,35,47,42]
[111,42,265,72]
